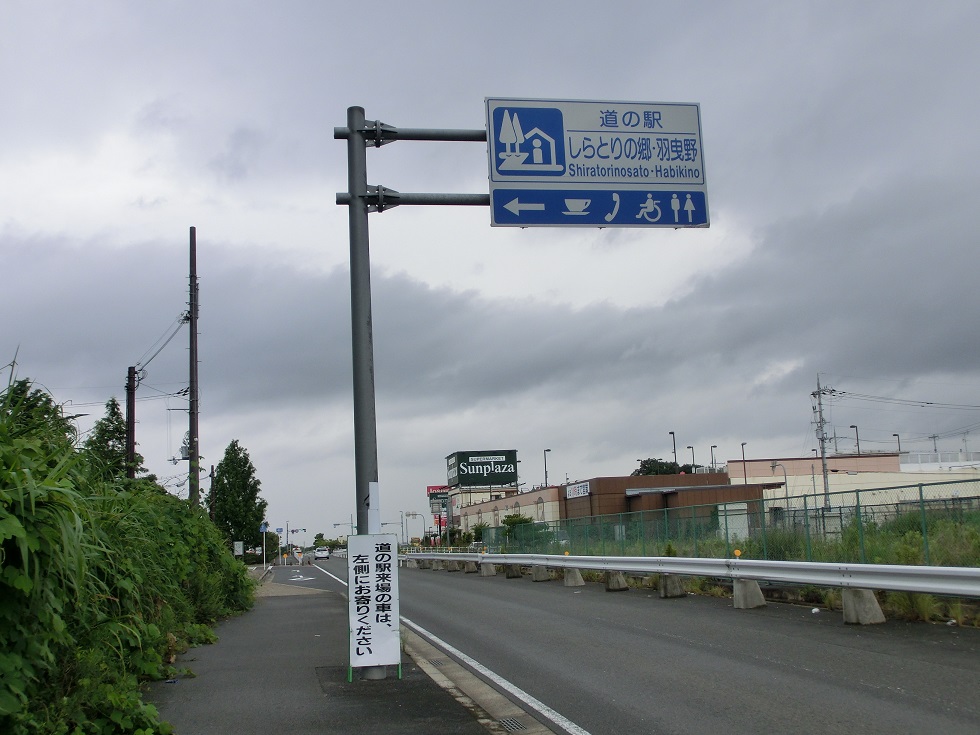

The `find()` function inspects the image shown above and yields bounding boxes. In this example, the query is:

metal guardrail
[405,552,980,598]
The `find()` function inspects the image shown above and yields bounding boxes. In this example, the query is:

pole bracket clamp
[365,185,401,213]
[361,120,397,147]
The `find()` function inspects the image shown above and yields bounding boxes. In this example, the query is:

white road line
[400,617,593,735]
[310,563,347,586]
[310,562,591,735]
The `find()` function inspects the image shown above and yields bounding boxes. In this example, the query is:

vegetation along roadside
[1,374,255,735]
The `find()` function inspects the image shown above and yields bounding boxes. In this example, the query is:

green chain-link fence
[483,478,980,566]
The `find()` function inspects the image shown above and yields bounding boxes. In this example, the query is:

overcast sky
[4,1,979,542]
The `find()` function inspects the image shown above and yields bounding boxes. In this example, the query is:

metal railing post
[692,505,700,557]
[759,497,768,560]
[919,484,931,565]
[856,491,866,563]
[803,494,813,562]
[723,503,731,558]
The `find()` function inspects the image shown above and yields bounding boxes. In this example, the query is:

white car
[314,547,331,560]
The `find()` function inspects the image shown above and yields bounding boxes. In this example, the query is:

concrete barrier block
[531,565,551,582]
[406,559,419,569]
[605,570,629,592]
[447,560,462,572]
[479,562,497,577]
[431,560,444,571]
[564,568,585,587]
[419,559,432,569]
[842,588,886,625]
[464,561,478,574]
[659,574,686,598]
[733,579,767,609]
[505,564,523,579]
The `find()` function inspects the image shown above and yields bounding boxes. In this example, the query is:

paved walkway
[146,570,497,734]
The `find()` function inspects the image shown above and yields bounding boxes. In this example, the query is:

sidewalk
[145,570,494,734]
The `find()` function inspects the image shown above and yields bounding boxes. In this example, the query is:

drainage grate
[498,717,527,732]
[427,658,449,667]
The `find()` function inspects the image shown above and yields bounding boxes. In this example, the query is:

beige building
[457,486,562,534]
[726,452,980,507]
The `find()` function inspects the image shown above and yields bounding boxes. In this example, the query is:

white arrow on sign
[504,197,545,216]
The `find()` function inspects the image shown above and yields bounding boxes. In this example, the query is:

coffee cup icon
[563,198,590,214]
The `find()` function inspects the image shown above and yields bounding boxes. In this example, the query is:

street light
[771,460,789,506]
[687,445,695,471]
[850,425,861,455]
[710,445,717,470]
[405,512,424,543]
[669,431,677,467]
[543,448,551,487]
[893,433,902,455]
[740,442,747,484]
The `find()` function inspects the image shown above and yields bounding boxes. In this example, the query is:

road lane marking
[400,618,593,735]
[310,564,347,586]
[309,562,590,735]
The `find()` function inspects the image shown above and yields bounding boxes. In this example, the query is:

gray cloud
[3,0,979,529]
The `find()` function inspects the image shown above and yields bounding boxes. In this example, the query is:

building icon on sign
[493,107,565,175]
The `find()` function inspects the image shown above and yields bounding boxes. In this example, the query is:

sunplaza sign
[446,450,518,488]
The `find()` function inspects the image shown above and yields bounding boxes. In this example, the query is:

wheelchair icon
[635,193,663,222]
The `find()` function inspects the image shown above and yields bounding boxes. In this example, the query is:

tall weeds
[1,378,253,734]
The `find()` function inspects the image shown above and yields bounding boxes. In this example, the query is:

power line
[824,389,980,411]
[135,312,189,369]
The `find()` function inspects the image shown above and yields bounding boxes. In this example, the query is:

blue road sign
[492,189,707,227]
[486,98,708,228]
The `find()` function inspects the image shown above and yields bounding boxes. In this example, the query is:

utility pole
[125,366,137,479]
[188,227,201,506]
[207,464,216,521]
[811,376,832,507]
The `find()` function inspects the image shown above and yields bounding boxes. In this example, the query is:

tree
[206,440,267,550]
[2,377,76,446]
[82,397,144,480]
[501,513,534,540]
[632,458,681,476]
[471,522,489,542]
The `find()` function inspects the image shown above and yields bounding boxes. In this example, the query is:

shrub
[1,378,253,734]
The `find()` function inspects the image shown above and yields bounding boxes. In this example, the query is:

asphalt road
[148,563,494,735]
[308,557,980,734]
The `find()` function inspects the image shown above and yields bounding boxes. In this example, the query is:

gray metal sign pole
[344,106,379,538]
[338,108,487,538]
[338,108,486,680]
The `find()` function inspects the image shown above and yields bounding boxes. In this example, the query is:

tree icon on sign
[498,110,525,158]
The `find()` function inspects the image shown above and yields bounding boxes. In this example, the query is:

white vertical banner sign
[347,534,400,669]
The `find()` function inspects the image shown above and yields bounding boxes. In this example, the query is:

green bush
[1,379,254,734]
